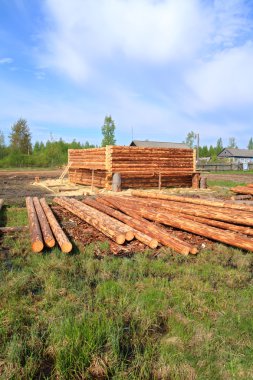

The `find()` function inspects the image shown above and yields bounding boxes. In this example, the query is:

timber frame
[68,145,196,189]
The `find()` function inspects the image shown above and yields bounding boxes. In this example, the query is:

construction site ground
[1,169,253,256]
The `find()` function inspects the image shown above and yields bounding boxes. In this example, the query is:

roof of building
[218,148,253,158]
[129,140,190,149]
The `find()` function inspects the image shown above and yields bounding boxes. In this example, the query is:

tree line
[184,131,253,161]
[0,119,252,168]
[0,116,116,168]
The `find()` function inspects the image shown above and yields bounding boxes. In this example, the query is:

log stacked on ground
[98,196,197,255]
[53,197,134,245]
[40,198,72,253]
[101,192,253,252]
[69,145,195,189]
[83,197,158,249]
[0,199,3,211]
[25,197,72,253]
[33,197,55,248]
[26,197,44,253]
[231,185,253,196]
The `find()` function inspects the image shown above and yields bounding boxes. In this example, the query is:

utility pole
[195,133,199,162]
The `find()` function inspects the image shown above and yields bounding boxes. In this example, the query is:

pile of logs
[26,197,72,253]
[54,196,197,255]
[231,184,253,196]
[68,145,195,190]
[50,188,253,254]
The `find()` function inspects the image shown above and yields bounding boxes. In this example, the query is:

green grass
[208,170,253,175]
[0,167,60,171]
[207,180,246,188]
[1,208,253,379]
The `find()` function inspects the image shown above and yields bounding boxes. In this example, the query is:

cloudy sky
[0,0,253,147]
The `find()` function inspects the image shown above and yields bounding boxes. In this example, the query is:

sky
[0,0,253,148]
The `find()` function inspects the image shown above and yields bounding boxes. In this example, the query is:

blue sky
[0,0,253,147]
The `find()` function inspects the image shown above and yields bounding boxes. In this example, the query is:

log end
[125,230,135,241]
[45,238,56,248]
[180,247,190,256]
[190,247,198,255]
[149,239,159,249]
[32,241,44,253]
[116,234,126,245]
[61,242,73,253]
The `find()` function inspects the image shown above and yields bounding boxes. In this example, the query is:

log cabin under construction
[68,144,197,190]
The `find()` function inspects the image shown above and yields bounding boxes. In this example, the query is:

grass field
[206,179,246,188]
[1,206,253,379]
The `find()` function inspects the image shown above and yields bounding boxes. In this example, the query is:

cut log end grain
[116,234,126,245]
[61,241,73,254]
[32,240,44,253]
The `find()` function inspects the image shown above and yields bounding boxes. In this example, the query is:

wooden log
[112,195,253,227]
[178,213,253,237]
[26,197,44,253]
[231,194,252,200]
[0,199,3,210]
[192,173,200,189]
[131,190,253,213]
[40,198,72,253]
[231,186,253,195]
[84,197,158,248]
[33,197,55,248]
[53,197,126,245]
[112,200,253,252]
[0,226,28,233]
[99,197,196,255]
[101,196,199,254]
[67,197,134,241]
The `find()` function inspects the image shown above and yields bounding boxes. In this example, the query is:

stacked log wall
[110,146,194,189]
[68,148,107,186]
[68,146,194,189]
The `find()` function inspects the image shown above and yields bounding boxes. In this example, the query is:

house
[129,140,189,149]
[217,148,253,164]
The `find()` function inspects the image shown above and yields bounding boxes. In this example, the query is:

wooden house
[68,144,196,189]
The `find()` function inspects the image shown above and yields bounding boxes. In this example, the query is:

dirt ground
[0,169,61,205]
[1,169,253,206]
[205,172,253,183]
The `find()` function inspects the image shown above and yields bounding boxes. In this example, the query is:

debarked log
[40,198,72,253]
[54,197,128,246]
[26,197,44,253]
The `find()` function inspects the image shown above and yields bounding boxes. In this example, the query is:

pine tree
[248,137,253,150]
[9,118,32,154]
[101,115,116,147]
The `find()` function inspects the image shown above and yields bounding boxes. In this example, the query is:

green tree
[0,130,4,147]
[184,131,195,149]
[248,137,253,150]
[101,115,116,147]
[216,137,223,154]
[9,118,32,154]
[227,137,238,149]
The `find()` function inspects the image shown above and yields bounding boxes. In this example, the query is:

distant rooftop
[218,148,253,158]
[129,140,190,149]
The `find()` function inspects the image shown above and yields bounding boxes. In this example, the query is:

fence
[197,163,253,171]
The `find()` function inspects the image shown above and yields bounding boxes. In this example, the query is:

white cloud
[185,42,253,112]
[40,0,210,81]
[0,57,13,64]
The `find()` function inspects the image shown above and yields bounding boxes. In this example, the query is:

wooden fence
[197,163,253,171]
[68,146,195,189]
